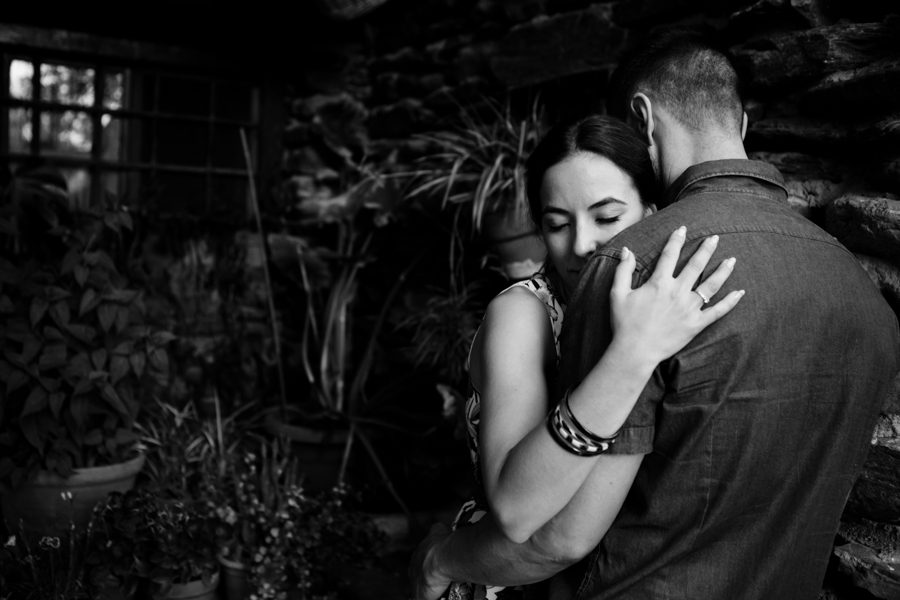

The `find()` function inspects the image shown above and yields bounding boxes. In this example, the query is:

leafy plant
[208,437,383,600]
[1,504,92,600]
[86,488,230,598]
[407,97,546,234]
[0,165,173,488]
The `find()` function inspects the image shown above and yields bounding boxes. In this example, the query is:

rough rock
[746,117,852,150]
[367,98,436,139]
[802,59,900,118]
[846,442,900,524]
[791,0,837,27]
[748,151,844,216]
[728,0,827,38]
[369,47,431,75]
[731,18,900,93]
[871,413,900,451]
[826,195,900,263]
[610,0,751,26]
[490,5,627,88]
[855,254,900,332]
[834,518,900,600]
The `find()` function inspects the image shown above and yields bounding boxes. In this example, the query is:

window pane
[9,108,32,153]
[103,72,125,110]
[157,120,207,167]
[211,177,248,216]
[40,64,95,107]
[215,82,253,121]
[211,126,246,169]
[158,75,210,116]
[101,114,123,161]
[60,168,92,210]
[153,172,207,213]
[9,60,33,99]
[40,111,92,155]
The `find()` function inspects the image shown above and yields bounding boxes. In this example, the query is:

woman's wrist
[604,335,662,379]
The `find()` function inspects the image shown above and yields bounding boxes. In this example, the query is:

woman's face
[540,152,653,295]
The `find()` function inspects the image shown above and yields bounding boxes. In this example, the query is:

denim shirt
[559,160,900,600]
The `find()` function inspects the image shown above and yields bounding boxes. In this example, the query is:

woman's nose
[573,225,602,258]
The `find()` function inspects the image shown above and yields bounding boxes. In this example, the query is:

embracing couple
[408,29,900,600]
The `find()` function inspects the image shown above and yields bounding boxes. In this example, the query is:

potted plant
[0,164,173,536]
[208,436,384,600]
[408,98,548,280]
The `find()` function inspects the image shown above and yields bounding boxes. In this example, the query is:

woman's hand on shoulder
[609,226,745,367]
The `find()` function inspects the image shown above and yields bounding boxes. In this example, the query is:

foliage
[407,98,546,235]
[86,488,230,597]
[208,437,384,600]
[0,165,173,489]
[0,516,91,600]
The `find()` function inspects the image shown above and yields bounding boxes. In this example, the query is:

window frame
[0,23,270,214]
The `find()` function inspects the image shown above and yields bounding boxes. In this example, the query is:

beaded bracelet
[546,387,621,456]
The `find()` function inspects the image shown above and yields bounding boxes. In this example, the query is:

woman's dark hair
[525,114,656,232]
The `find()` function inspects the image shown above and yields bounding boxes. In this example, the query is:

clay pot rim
[26,453,146,487]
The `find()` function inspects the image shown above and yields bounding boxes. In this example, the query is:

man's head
[607,30,749,188]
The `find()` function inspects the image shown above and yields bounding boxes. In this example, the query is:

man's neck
[659,128,748,190]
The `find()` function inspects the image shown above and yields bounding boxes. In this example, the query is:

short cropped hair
[607,30,743,135]
[525,114,656,232]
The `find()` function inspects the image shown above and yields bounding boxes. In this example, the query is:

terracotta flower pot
[264,412,350,493]
[0,454,146,537]
[156,572,219,600]
[217,555,249,600]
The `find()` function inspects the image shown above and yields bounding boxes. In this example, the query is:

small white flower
[4,535,14,547]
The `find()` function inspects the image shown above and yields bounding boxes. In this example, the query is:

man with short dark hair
[408,30,900,600]
[559,30,900,598]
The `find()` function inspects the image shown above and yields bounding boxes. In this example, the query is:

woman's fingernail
[738,289,746,297]
[621,247,630,259]
[710,235,719,244]
[675,226,686,236]
[726,257,736,268]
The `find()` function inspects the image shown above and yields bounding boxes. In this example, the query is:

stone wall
[286,0,900,597]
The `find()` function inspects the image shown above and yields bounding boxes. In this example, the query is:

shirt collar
[663,159,788,206]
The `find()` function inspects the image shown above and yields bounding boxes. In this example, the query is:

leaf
[72,378,93,397]
[70,397,88,426]
[0,360,10,383]
[74,265,89,287]
[49,392,65,419]
[101,384,128,415]
[42,326,65,341]
[0,295,14,313]
[115,306,130,333]
[7,369,28,394]
[119,211,133,231]
[83,429,103,446]
[91,348,108,370]
[148,348,169,373]
[38,344,68,370]
[149,331,177,346]
[44,287,70,302]
[103,212,121,234]
[38,377,60,392]
[30,296,49,327]
[19,415,41,452]
[21,387,48,418]
[61,249,81,274]
[130,352,146,378]
[115,429,137,444]
[110,356,129,384]
[66,324,97,343]
[111,341,133,356]
[49,300,70,329]
[21,336,41,363]
[79,289,100,317]
[98,304,116,332]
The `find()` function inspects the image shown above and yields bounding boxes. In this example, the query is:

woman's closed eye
[544,220,569,232]
[595,216,620,225]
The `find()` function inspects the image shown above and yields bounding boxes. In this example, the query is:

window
[2,45,260,217]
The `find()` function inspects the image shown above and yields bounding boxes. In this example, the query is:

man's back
[559,160,900,600]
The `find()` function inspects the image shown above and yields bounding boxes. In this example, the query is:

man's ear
[643,203,657,217]
[630,93,655,146]
[741,111,748,141]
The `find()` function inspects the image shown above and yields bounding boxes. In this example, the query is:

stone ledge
[826,195,900,263]
[490,4,627,88]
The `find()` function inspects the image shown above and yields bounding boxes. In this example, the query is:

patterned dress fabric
[444,272,565,600]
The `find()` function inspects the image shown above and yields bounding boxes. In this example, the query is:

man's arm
[409,452,643,600]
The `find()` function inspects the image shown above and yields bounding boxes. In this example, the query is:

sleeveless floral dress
[444,272,565,600]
